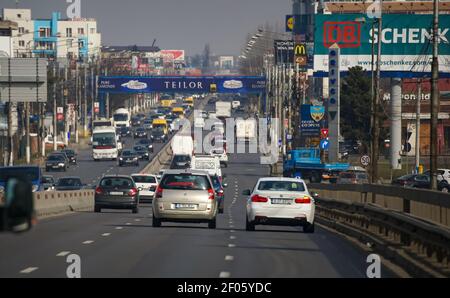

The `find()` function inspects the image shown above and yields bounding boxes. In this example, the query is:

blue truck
[283,148,350,183]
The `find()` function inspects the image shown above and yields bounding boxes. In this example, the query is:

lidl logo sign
[324,21,361,48]
[286,15,295,32]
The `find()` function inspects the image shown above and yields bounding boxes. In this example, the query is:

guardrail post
[403,198,411,214]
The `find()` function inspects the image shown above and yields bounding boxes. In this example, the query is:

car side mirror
[311,192,319,199]
[242,189,251,196]
[1,177,34,233]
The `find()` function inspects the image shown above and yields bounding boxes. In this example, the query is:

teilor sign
[97,76,266,94]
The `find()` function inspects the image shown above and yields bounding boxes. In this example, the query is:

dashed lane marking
[228,244,236,248]
[82,240,94,244]
[101,233,111,237]
[225,255,234,261]
[20,267,38,274]
[230,236,236,240]
[219,271,231,278]
[56,251,71,257]
[115,227,123,230]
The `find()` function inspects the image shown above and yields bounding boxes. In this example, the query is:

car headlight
[119,157,123,161]
[145,153,149,156]
[133,157,138,161]
[149,145,153,148]
[58,163,65,167]
[32,185,39,192]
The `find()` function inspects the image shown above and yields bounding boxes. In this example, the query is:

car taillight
[208,188,215,200]
[155,185,163,198]
[295,196,311,204]
[251,194,268,203]
[128,188,138,197]
[95,186,104,195]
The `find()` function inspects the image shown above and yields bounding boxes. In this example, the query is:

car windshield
[257,181,306,192]
[57,178,82,186]
[62,150,75,156]
[160,174,210,190]
[93,133,115,146]
[134,146,145,151]
[174,155,190,162]
[122,151,134,156]
[48,155,64,161]
[137,128,145,132]
[132,176,157,183]
[100,177,134,188]
[114,114,128,121]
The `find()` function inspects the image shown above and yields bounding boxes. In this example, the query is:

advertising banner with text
[314,14,450,76]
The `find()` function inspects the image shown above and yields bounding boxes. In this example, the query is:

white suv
[209,148,228,168]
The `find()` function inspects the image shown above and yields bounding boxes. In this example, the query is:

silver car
[152,169,218,229]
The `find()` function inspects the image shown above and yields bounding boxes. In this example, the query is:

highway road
[0,99,396,278]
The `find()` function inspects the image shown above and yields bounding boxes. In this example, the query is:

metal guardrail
[315,197,450,277]
[308,183,450,226]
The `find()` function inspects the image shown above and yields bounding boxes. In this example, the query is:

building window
[19,40,25,47]
[78,41,84,49]
[38,28,51,38]
[17,14,22,19]
[18,27,25,34]
[90,28,95,34]
[78,28,84,35]
[66,28,72,37]
[67,39,73,48]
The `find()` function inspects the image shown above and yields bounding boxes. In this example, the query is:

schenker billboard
[314,14,450,76]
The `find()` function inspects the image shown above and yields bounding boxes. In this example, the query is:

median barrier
[34,190,94,219]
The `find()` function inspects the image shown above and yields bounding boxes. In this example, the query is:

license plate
[52,166,60,168]
[110,192,123,196]
[174,203,197,209]
[271,199,291,205]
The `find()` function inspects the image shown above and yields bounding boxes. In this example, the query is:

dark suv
[170,154,191,169]
[94,175,140,213]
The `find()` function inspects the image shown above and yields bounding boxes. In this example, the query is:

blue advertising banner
[300,104,326,137]
[97,76,266,94]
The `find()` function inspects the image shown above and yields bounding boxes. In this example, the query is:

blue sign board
[98,76,266,94]
[320,139,330,150]
[300,104,325,137]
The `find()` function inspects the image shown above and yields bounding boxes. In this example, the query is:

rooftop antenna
[151,39,156,47]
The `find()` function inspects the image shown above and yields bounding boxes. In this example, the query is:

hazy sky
[0,0,292,56]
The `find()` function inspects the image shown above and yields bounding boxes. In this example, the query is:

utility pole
[430,0,440,190]
[83,61,88,137]
[25,102,30,164]
[105,66,110,119]
[63,64,69,146]
[75,62,79,144]
[53,61,57,152]
[415,79,422,172]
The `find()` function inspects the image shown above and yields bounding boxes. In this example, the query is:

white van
[113,108,130,128]
[191,155,222,179]
[171,134,194,157]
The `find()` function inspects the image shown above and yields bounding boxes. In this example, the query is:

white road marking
[20,267,38,274]
[225,255,234,261]
[230,236,236,240]
[101,233,111,237]
[83,240,94,244]
[134,219,141,222]
[115,227,123,230]
[230,230,235,233]
[126,223,132,225]
[56,251,71,257]
[219,271,231,278]
[228,244,236,248]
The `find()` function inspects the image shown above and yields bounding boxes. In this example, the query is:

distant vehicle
[131,116,142,127]
[209,147,228,168]
[92,118,114,130]
[151,129,168,143]
[44,135,66,150]
[191,155,222,180]
[172,107,185,118]
[411,174,450,192]
[337,171,369,184]
[283,148,349,183]
[61,149,77,165]
[41,175,55,191]
[113,108,130,128]
[0,166,43,193]
[171,135,194,157]
[95,175,140,213]
[131,174,158,203]
[151,169,218,229]
[119,126,131,138]
[232,100,241,109]
[50,151,70,167]
[423,169,450,184]
[45,154,68,172]
[119,150,139,167]
[236,118,257,141]
[170,154,192,169]
[152,119,168,135]
[215,101,231,119]
[392,174,417,187]
[55,177,84,191]
[133,145,150,160]
[92,127,119,161]
[134,127,148,138]
[243,177,316,233]
[135,138,154,153]
[183,96,194,107]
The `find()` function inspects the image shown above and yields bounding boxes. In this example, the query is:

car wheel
[303,222,315,234]
[152,214,161,227]
[246,215,255,231]
[94,206,101,213]
[219,207,224,214]
[208,217,217,229]
[132,207,139,214]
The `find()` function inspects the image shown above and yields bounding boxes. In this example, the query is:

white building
[2,9,34,58]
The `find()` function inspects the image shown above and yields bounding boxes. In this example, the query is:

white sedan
[243,177,316,233]
[131,174,158,203]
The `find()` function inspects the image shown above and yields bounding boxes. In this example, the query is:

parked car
[135,138,154,153]
[134,127,148,138]
[94,175,140,213]
[242,177,316,233]
[423,169,450,184]
[55,177,84,191]
[45,154,68,172]
[133,145,150,160]
[392,174,417,187]
[61,149,77,165]
[411,174,450,192]
[152,169,218,229]
[41,175,55,191]
[337,171,369,184]
[131,174,158,203]
[118,150,139,167]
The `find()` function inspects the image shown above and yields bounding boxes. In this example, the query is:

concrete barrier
[34,190,94,219]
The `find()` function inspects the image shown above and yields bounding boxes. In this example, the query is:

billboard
[314,14,450,75]
[300,104,326,137]
[274,40,294,65]
[98,76,266,94]
[160,50,185,62]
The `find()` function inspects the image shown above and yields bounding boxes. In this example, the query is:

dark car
[135,138,154,153]
[119,126,131,137]
[170,154,191,169]
[45,154,68,172]
[50,152,70,168]
[411,174,450,192]
[133,145,150,160]
[211,175,226,214]
[41,175,55,191]
[61,149,77,164]
[392,174,417,187]
[151,129,167,143]
[55,177,84,191]
[119,150,139,167]
[94,175,140,213]
[131,116,141,127]
[134,127,148,138]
